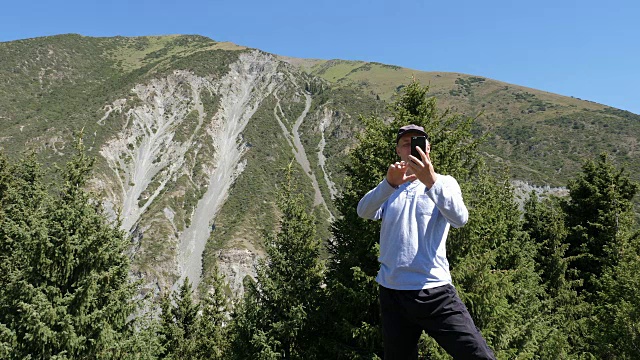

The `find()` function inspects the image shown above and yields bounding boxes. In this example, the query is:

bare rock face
[100,70,210,234]
[217,247,261,297]
[511,179,569,205]
[318,107,338,201]
[93,50,338,297]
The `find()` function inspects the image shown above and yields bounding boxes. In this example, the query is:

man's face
[396,132,430,163]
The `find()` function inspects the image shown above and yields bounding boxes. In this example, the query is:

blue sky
[2,0,638,114]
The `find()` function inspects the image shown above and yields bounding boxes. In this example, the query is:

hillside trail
[317,108,338,200]
[274,91,334,221]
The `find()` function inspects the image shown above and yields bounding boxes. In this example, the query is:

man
[357,124,495,360]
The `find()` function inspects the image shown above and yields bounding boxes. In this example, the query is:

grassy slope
[2,35,638,286]
[0,34,257,285]
[3,33,636,201]
[284,57,640,188]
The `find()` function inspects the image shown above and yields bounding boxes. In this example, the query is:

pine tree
[563,154,638,299]
[522,193,588,359]
[159,278,200,359]
[231,162,326,359]
[195,261,231,359]
[442,171,556,359]
[561,154,640,358]
[0,138,158,359]
[523,193,569,296]
[325,81,559,359]
[324,81,484,358]
[595,231,640,359]
[322,116,392,359]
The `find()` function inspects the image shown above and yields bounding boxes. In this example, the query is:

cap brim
[396,130,428,143]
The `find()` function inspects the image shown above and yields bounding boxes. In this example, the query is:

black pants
[380,284,495,360]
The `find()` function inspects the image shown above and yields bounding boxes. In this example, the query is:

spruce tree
[325,81,557,359]
[322,115,392,359]
[443,171,555,359]
[563,154,638,298]
[231,162,326,359]
[0,139,158,359]
[561,154,640,358]
[324,81,483,358]
[595,232,640,359]
[159,278,200,359]
[195,262,231,359]
[522,193,588,359]
[523,193,569,296]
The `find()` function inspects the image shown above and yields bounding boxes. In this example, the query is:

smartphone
[411,136,427,159]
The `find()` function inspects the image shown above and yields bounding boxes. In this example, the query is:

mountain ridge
[1,33,638,296]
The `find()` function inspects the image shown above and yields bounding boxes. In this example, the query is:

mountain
[283,57,640,185]
[1,34,638,296]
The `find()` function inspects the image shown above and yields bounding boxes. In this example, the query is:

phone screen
[411,136,426,159]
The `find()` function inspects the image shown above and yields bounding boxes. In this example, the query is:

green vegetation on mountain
[1,78,639,358]
[0,34,640,359]
[0,33,638,296]
[0,139,160,359]
[3,34,636,191]
[286,57,640,190]
[231,163,326,358]
[158,265,231,360]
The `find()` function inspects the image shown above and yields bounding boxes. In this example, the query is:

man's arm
[357,179,397,220]
[358,161,415,220]
[426,175,468,228]
[408,146,468,227]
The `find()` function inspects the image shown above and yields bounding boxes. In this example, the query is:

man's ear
[426,143,431,153]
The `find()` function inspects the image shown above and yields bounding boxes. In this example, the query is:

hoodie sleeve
[426,175,468,228]
[357,179,397,220]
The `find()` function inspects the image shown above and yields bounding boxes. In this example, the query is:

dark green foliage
[195,262,231,359]
[563,154,638,298]
[522,193,589,359]
[447,171,558,359]
[323,116,390,358]
[594,233,640,359]
[523,194,587,359]
[159,279,199,359]
[450,76,485,97]
[0,137,158,359]
[523,193,588,358]
[512,91,551,113]
[231,162,326,359]
[559,154,640,358]
[495,120,537,146]
[524,193,570,296]
[158,263,231,360]
[519,155,640,359]
[324,81,485,358]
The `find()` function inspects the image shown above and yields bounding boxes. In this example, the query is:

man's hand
[386,161,417,188]
[407,146,437,189]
